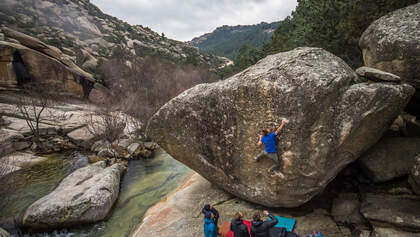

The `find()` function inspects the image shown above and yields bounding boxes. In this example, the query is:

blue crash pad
[268,216,296,232]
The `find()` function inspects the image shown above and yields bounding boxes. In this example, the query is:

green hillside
[189,22,280,59]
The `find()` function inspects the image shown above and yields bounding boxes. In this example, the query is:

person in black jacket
[202,204,220,227]
[251,210,278,237]
[230,212,250,237]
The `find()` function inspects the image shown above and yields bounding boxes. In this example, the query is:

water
[0,151,88,220]
[0,150,191,237]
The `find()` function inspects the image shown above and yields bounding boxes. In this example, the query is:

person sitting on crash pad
[250,210,278,237]
[230,212,250,237]
[254,119,287,173]
[202,204,220,227]
[204,211,218,237]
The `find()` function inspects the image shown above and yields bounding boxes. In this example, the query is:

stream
[0,150,191,237]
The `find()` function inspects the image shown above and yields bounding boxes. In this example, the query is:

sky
[90,0,298,41]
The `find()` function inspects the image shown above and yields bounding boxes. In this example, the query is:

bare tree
[95,50,218,124]
[86,109,127,143]
[15,83,56,150]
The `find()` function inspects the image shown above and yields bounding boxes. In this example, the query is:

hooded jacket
[204,215,217,237]
[202,205,219,226]
[251,214,278,237]
[230,218,250,237]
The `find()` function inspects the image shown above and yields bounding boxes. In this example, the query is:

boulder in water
[147,47,414,207]
[21,161,124,230]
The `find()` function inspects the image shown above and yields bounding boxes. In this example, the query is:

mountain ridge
[188,21,280,59]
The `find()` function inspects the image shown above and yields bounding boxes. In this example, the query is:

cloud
[90,0,298,41]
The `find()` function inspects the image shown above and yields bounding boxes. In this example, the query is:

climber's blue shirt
[261,132,276,153]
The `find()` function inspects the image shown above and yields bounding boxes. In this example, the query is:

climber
[254,119,287,172]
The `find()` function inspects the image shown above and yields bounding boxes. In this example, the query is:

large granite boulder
[359,3,420,88]
[21,161,124,230]
[409,155,420,195]
[358,137,420,183]
[147,47,414,207]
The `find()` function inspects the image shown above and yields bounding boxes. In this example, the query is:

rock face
[360,194,420,232]
[359,3,420,88]
[409,155,420,195]
[148,47,414,207]
[0,28,95,97]
[21,161,124,230]
[358,137,420,183]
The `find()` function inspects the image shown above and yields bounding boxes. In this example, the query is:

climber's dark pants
[254,151,281,172]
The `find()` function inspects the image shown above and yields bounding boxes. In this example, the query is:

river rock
[147,47,414,207]
[409,155,420,195]
[21,161,124,230]
[67,126,96,148]
[0,129,25,157]
[97,147,118,158]
[355,66,401,82]
[360,194,420,231]
[359,3,420,88]
[358,137,420,183]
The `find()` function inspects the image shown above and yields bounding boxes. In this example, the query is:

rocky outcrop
[0,28,95,98]
[359,3,420,88]
[0,0,224,71]
[409,155,420,195]
[21,161,124,230]
[358,137,420,183]
[360,194,420,233]
[148,47,414,207]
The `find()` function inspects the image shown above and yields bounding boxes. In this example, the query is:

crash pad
[268,216,296,232]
